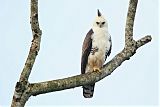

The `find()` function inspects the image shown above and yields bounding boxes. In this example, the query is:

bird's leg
[93,67,101,72]
[93,60,103,73]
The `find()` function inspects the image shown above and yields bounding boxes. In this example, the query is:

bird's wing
[81,29,93,74]
[105,34,112,60]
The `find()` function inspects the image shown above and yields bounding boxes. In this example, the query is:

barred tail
[83,83,95,98]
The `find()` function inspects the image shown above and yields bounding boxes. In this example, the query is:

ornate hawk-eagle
[81,10,112,98]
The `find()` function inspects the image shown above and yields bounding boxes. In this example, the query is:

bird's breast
[92,33,108,51]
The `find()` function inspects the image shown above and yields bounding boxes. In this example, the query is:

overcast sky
[0,0,159,106]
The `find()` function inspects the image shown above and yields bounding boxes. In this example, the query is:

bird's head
[93,9,108,29]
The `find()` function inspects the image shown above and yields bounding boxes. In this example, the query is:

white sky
[0,0,159,106]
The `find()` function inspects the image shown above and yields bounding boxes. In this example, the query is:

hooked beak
[100,24,102,28]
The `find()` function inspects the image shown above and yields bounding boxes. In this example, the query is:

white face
[93,16,108,28]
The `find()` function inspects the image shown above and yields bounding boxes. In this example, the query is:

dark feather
[81,29,93,74]
[83,83,95,98]
[97,9,102,17]
[105,36,112,60]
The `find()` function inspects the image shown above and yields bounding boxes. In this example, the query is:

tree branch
[125,0,138,45]
[28,35,151,96]
[11,0,152,107]
[20,0,42,82]
[136,35,152,48]
[11,0,42,107]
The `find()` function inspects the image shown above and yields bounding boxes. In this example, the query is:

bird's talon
[93,68,101,72]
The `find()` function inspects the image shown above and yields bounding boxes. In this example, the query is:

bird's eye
[96,22,100,24]
[102,22,105,24]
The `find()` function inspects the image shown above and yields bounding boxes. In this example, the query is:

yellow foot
[93,67,101,72]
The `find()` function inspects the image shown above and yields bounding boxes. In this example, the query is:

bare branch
[20,0,42,82]
[136,35,152,48]
[11,0,41,107]
[28,35,151,96]
[125,0,138,45]
[27,49,128,96]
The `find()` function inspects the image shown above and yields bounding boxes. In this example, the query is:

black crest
[97,9,102,17]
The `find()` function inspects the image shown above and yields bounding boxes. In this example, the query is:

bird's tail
[83,83,95,98]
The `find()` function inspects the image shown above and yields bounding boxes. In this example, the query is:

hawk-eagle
[81,9,112,98]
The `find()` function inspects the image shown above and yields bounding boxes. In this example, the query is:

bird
[81,9,112,98]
